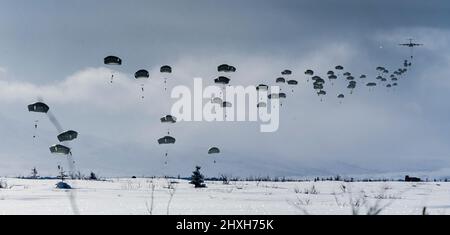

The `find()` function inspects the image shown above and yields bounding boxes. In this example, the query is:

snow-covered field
[0,178,448,215]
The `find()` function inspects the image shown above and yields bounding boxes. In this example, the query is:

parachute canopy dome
[281,70,292,75]
[104,56,122,65]
[338,94,345,98]
[218,64,236,73]
[367,82,377,87]
[287,80,298,85]
[256,84,269,91]
[222,101,232,108]
[28,102,49,113]
[134,69,150,79]
[161,115,177,123]
[257,102,267,108]
[160,65,172,73]
[208,147,220,154]
[335,65,344,70]
[214,76,230,85]
[49,144,71,155]
[276,77,286,83]
[212,97,223,104]
[57,130,78,142]
[158,136,176,144]
[305,70,314,76]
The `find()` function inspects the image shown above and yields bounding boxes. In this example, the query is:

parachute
[161,115,177,124]
[208,147,221,163]
[276,77,286,84]
[160,65,172,73]
[158,136,176,145]
[287,80,298,92]
[305,70,314,76]
[287,80,298,85]
[208,147,220,154]
[104,56,122,83]
[222,101,233,108]
[28,102,49,113]
[256,84,269,91]
[104,56,122,65]
[134,69,149,99]
[160,65,172,91]
[212,97,223,105]
[257,102,267,108]
[338,94,345,98]
[343,72,351,77]
[327,71,334,75]
[49,144,71,155]
[57,130,78,142]
[214,76,231,85]
[281,70,292,75]
[335,65,344,70]
[360,75,367,79]
[218,64,236,73]
[28,102,49,138]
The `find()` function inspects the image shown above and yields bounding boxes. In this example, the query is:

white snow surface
[0,178,449,215]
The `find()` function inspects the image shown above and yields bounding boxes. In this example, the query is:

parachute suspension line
[33,120,38,139]
[164,78,167,91]
[110,74,114,84]
[141,84,145,99]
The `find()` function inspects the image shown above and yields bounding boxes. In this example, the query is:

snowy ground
[0,178,448,215]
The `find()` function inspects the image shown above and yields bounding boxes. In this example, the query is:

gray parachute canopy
[49,144,71,155]
[160,65,172,73]
[208,147,220,154]
[338,94,345,98]
[268,93,286,99]
[161,115,177,123]
[222,101,233,108]
[134,69,149,79]
[276,77,286,83]
[287,80,298,85]
[218,64,236,73]
[392,83,398,86]
[104,56,122,65]
[57,130,78,142]
[386,84,392,88]
[28,102,49,113]
[367,82,377,87]
[158,136,176,144]
[313,84,324,90]
[327,71,334,75]
[314,78,325,84]
[343,72,351,76]
[257,102,267,108]
[360,75,367,79]
[347,84,356,89]
[346,76,355,81]
[214,76,231,85]
[212,97,223,104]
[392,78,398,81]
[281,70,292,75]
[335,65,344,70]
[256,84,269,91]
[305,70,314,76]
[312,76,321,81]
[328,75,337,80]
[317,90,326,96]
[376,66,385,71]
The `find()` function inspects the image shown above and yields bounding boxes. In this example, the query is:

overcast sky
[0,0,450,179]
